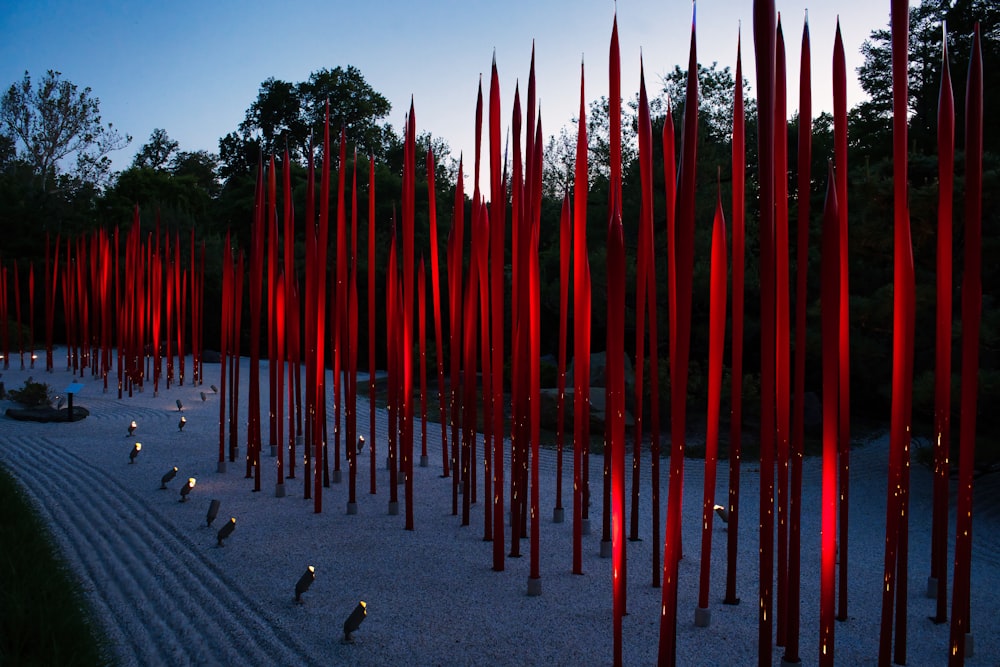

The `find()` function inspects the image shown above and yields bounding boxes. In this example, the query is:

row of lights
[127,411,367,645]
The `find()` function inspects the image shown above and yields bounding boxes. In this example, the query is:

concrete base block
[420,455,429,468]
[527,578,542,597]
[347,502,358,515]
[552,507,565,523]
[333,469,342,484]
[388,501,399,516]
[275,483,286,498]
[694,606,711,628]
[600,540,613,559]
[269,444,278,457]
[582,518,591,536]
[217,461,227,473]
[927,576,938,599]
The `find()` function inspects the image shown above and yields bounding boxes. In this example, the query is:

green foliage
[0,465,108,665]
[0,69,130,189]
[7,379,53,407]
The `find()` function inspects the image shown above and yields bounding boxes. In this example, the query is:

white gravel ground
[1,351,997,666]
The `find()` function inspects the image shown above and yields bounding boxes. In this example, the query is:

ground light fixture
[217,517,236,546]
[342,601,367,643]
[178,416,187,431]
[128,420,137,436]
[210,385,218,393]
[129,442,142,463]
[206,499,221,527]
[160,467,178,489]
[295,566,315,603]
[200,391,207,401]
[714,504,729,524]
[357,436,365,454]
[176,399,183,412]
[179,477,196,502]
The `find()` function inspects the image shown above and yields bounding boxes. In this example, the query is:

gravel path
[1,355,997,665]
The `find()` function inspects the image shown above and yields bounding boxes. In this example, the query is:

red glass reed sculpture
[696,186,727,622]
[659,9,697,664]
[572,60,588,577]
[725,30,745,607]
[949,24,982,666]
[784,14,811,664]
[930,24,954,626]
[819,162,839,667]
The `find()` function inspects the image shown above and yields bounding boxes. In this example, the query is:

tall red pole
[833,18,852,625]
[608,211,625,667]
[752,2,777,662]
[426,149,449,477]
[696,186,727,624]
[949,24,982,666]
[418,257,428,467]
[555,194,570,522]
[774,16,791,648]
[368,155,377,494]
[784,14,811,663]
[819,162,840,667]
[930,24,954,625]
[657,96,676,590]
[488,59,505,571]
[725,30,745,607]
[880,1,915,661]
[571,60,588,577]
[659,9,697,664]
[403,103,417,531]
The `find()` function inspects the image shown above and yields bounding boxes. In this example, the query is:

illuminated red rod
[488,58,505,572]
[510,82,525,555]
[632,57,653,544]
[555,193,570,520]
[697,184,728,623]
[752,2,777,662]
[461,233,479,529]
[279,148,294,462]
[387,226,399,506]
[403,103,417,531]
[346,152,359,503]
[819,162,839,667]
[176,239,186,386]
[276,270,286,493]
[833,19,852,624]
[656,95,676,589]
[44,235,57,371]
[448,157,466,508]
[333,129,349,485]
[774,16,791,647]
[151,248,162,394]
[302,142,316,493]
[248,158,268,489]
[660,8,698,663]
[165,233,173,388]
[528,188,542,585]
[528,114,543,592]
[231,254,244,465]
[571,59,588,576]
[785,14,810,663]
[879,0,915,659]
[419,256,428,467]
[12,262,21,368]
[190,230,198,385]
[475,200,491,533]
[930,25,953,625]
[368,154,378,494]
[608,210,625,667]
[268,154,279,452]
[348,226,360,507]
[288,280,301,480]
[0,267,7,369]
[725,30,745,605]
[426,149,449,476]
[314,105,333,511]
[603,10,621,560]
[28,263,34,370]
[218,231,231,469]
[949,23,982,666]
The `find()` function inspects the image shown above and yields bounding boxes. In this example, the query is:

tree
[219,65,393,178]
[0,70,130,189]
[132,128,179,170]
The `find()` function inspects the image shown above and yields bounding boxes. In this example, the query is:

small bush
[7,379,53,407]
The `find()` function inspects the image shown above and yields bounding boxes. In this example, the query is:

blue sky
[1,0,894,186]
